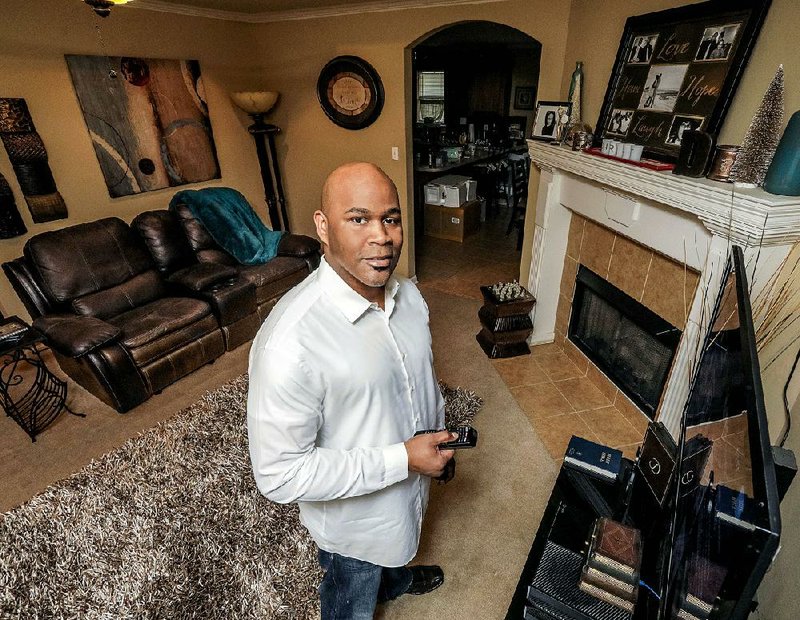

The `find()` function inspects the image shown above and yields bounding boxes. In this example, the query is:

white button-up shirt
[247,257,445,567]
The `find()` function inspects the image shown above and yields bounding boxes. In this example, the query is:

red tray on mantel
[583,146,675,172]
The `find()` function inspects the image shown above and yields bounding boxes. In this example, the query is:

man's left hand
[404,430,456,478]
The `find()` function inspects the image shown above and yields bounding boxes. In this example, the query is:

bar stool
[505,155,530,250]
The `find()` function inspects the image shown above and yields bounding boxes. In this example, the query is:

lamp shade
[83,0,131,17]
[230,91,280,115]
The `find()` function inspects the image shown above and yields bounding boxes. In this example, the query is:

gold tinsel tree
[730,65,785,188]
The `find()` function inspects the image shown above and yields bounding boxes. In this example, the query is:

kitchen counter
[412,144,527,239]
[414,145,527,174]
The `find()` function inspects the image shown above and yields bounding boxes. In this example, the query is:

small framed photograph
[514,86,536,110]
[627,34,659,64]
[665,115,704,146]
[531,101,572,141]
[606,108,635,136]
[695,23,742,62]
[637,64,689,112]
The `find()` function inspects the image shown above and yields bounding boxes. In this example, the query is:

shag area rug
[0,375,482,619]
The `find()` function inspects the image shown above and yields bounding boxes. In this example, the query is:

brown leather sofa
[3,213,320,413]
[138,202,319,322]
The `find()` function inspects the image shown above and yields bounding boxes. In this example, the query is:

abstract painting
[0,98,68,223]
[65,55,220,198]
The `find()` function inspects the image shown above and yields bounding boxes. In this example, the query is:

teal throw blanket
[170,188,285,265]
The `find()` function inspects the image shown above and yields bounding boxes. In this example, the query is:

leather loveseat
[135,201,320,323]
[3,213,320,413]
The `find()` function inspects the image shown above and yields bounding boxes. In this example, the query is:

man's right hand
[405,431,456,478]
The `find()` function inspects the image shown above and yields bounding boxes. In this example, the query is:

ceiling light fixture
[83,0,132,18]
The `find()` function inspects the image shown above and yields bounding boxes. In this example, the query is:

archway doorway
[407,21,541,299]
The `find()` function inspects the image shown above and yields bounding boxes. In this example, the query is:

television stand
[506,458,642,619]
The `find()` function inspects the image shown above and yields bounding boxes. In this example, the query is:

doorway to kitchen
[409,21,541,301]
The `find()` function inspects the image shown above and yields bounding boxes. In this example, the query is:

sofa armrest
[166,262,238,292]
[33,314,122,358]
[277,234,321,259]
[2,257,54,319]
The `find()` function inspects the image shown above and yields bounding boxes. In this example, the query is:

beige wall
[521,0,800,311]
[0,0,268,319]
[249,0,573,278]
[755,242,800,620]
[1,0,795,317]
[0,0,573,319]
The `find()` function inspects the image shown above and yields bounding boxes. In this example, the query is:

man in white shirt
[247,162,455,619]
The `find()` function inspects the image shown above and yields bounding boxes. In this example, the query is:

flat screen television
[659,245,782,620]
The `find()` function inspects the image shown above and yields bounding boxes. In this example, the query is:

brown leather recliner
[166,202,320,322]
[130,209,260,353]
[2,217,227,413]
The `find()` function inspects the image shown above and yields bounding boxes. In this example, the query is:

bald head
[313,162,403,307]
[321,162,399,216]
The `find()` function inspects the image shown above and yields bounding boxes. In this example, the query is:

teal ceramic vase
[764,110,800,196]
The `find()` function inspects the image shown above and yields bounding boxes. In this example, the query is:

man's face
[314,168,403,303]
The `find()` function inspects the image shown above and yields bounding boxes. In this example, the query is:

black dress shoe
[406,565,444,595]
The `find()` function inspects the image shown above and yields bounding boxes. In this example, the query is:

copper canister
[707,145,739,182]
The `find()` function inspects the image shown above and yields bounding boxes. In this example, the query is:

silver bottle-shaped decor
[568,61,583,129]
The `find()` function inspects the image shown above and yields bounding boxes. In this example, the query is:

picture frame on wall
[594,0,772,162]
[514,86,536,110]
[531,100,572,141]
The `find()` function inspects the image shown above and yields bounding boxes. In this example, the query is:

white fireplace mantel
[525,140,800,437]
[527,141,800,247]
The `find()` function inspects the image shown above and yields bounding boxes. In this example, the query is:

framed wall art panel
[594,0,772,162]
[0,98,68,223]
[65,55,220,198]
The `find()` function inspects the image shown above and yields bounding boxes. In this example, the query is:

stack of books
[676,554,728,620]
[579,517,642,613]
[564,435,622,481]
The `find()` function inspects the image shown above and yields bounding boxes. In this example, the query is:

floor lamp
[230,91,290,232]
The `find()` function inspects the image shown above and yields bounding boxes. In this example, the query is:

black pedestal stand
[248,114,290,232]
[476,285,535,358]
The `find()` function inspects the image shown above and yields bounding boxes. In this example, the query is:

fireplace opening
[568,266,682,418]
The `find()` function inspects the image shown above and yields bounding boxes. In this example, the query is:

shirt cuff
[382,442,409,487]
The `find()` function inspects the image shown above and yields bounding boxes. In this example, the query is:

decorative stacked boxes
[579,517,643,615]
[476,282,535,358]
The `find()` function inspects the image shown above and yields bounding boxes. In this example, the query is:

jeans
[318,550,412,620]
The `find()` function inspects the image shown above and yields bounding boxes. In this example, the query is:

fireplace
[525,140,800,437]
[568,266,681,419]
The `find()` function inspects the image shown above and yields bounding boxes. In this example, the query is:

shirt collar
[319,256,400,323]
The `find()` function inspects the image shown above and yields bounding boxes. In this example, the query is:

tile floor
[415,209,521,302]
[415,210,649,464]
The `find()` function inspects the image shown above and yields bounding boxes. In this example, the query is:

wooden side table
[0,316,84,442]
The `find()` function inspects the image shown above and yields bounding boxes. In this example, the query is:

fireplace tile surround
[558,214,700,337]
[525,141,800,438]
